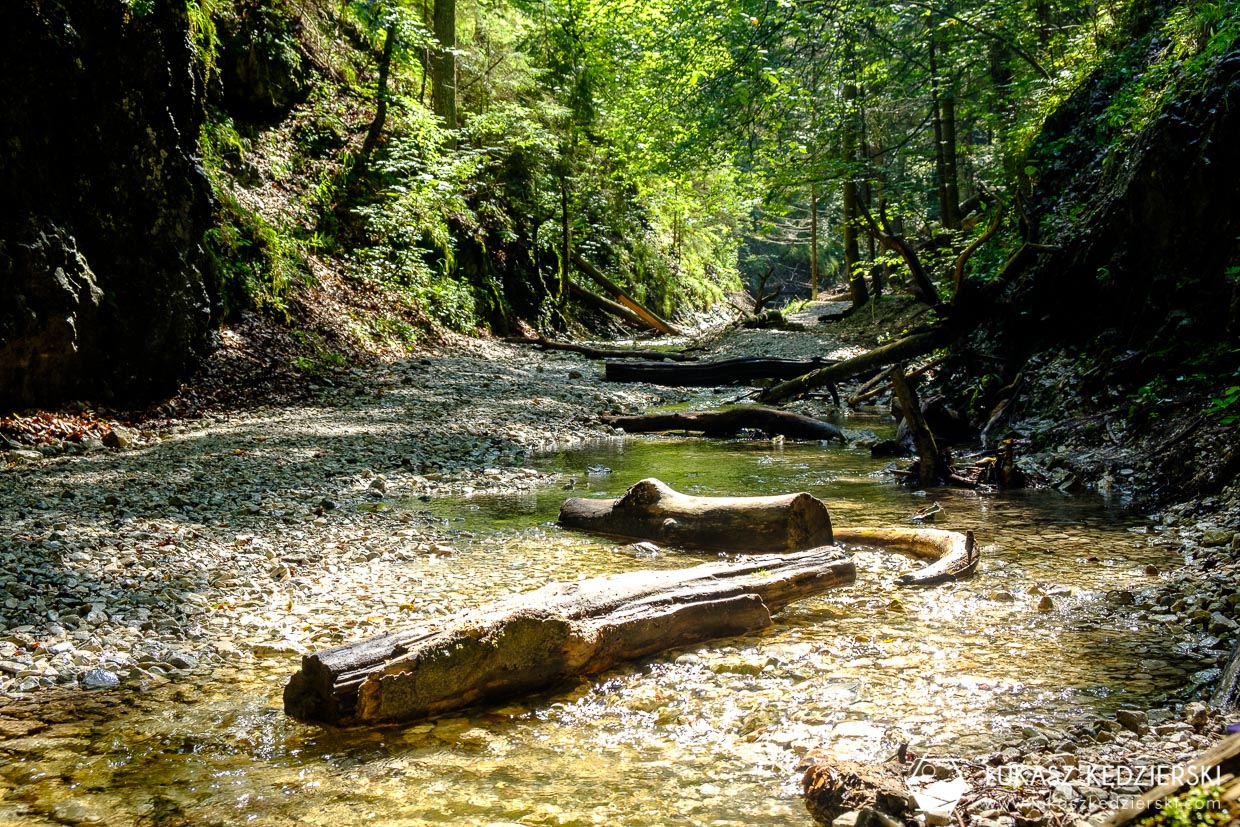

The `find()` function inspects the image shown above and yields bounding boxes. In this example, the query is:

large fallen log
[600,406,845,442]
[606,356,837,387]
[559,477,835,551]
[283,548,857,725]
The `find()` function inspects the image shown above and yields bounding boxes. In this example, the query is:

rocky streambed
[1,315,1239,826]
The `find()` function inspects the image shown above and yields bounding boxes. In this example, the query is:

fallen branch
[758,328,952,405]
[567,280,650,330]
[834,527,977,586]
[572,252,682,336]
[600,406,844,441]
[284,547,857,725]
[847,356,947,406]
[505,335,696,362]
[606,356,837,388]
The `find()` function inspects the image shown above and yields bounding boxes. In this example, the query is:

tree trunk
[571,252,682,336]
[600,407,844,441]
[559,175,571,301]
[890,365,946,486]
[431,0,456,133]
[810,182,820,299]
[842,61,869,309]
[940,90,962,231]
[567,280,651,331]
[284,548,857,725]
[343,23,396,197]
[560,478,834,551]
[605,356,836,387]
[758,328,952,404]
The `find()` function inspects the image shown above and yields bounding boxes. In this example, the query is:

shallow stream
[0,426,1212,826]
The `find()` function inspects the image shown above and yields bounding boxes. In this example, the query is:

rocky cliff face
[0,0,216,409]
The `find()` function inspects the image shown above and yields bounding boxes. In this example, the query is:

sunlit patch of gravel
[0,333,687,696]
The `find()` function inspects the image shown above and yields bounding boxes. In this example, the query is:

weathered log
[606,356,837,387]
[847,356,947,406]
[505,335,696,362]
[559,477,834,551]
[600,406,845,442]
[758,328,952,405]
[571,252,682,336]
[834,527,977,586]
[283,548,857,725]
[567,280,650,330]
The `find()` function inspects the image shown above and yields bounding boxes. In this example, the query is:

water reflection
[0,432,1199,826]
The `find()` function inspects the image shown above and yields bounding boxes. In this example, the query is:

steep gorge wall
[0,1,216,409]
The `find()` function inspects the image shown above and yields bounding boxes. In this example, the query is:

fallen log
[571,252,682,336]
[283,548,857,725]
[758,328,952,405]
[559,477,835,551]
[834,527,977,586]
[505,335,696,362]
[600,406,845,442]
[568,280,651,331]
[606,356,837,387]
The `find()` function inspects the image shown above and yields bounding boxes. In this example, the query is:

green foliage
[199,112,308,317]
[1134,784,1228,827]
[186,0,221,80]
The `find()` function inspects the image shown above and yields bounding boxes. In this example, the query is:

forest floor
[1,301,1238,825]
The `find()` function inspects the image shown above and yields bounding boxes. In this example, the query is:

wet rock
[803,757,914,827]
[1115,709,1148,734]
[81,668,119,689]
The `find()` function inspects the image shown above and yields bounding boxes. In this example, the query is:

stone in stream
[81,668,119,689]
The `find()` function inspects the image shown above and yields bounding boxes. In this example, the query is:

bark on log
[283,548,857,725]
[600,407,844,442]
[890,365,944,486]
[559,478,834,551]
[606,356,837,387]
[571,252,682,336]
[758,329,952,405]
[568,280,650,331]
[834,527,977,586]
[505,335,696,362]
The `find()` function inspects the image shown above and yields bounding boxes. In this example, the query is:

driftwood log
[560,480,978,586]
[559,477,834,551]
[834,527,978,586]
[283,548,856,725]
[600,406,845,442]
[606,356,837,387]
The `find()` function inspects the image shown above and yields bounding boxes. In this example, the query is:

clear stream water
[0,425,1211,826]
